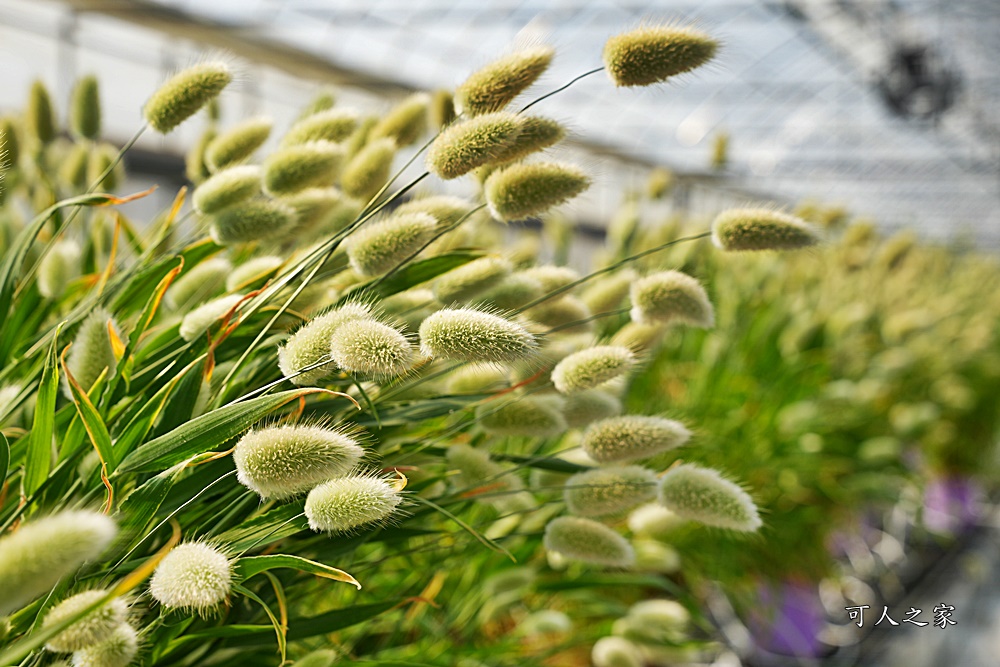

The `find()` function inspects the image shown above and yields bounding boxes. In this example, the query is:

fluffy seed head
[70,623,138,667]
[340,138,396,201]
[26,80,56,144]
[395,195,471,228]
[0,511,117,615]
[43,590,128,653]
[592,636,643,667]
[150,542,232,612]
[305,474,402,533]
[658,463,762,532]
[297,90,336,120]
[234,424,365,499]
[70,75,101,140]
[525,296,592,333]
[263,141,344,195]
[433,256,512,304]
[369,92,429,147]
[209,198,296,246]
[426,112,522,180]
[186,127,217,183]
[581,270,635,315]
[294,649,339,667]
[282,109,357,146]
[192,165,261,214]
[0,117,21,171]
[38,239,82,300]
[564,465,658,518]
[430,89,456,129]
[87,143,123,191]
[477,395,567,438]
[630,271,714,328]
[610,322,665,353]
[543,516,635,567]
[445,365,508,394]
[282,187,344,233]
[552,346,636,395]
[477,273,543,310]
[603,26,718,87]
[583,415,690,464]
[485,162,590,222]
[490,116,566,165]
[346,212,437,276]
[226,256,283,292]
[419,308,537,363]
[144,62,233,133]
[329,319,413,378]
[446,444,528,510]
[205,116,272,171]
[519,609,572,636]
[179,294,243,342]
[60,144,90,190]
[627,503,686,538]
[562,389,623,428]
[64,308,120,398]
[278,302,372,385]
[167,257,231,310]
[711,208,821,251]
[455,46,555,115]
[522,265,580,293]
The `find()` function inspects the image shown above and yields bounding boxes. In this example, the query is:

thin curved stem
[519,66,604,113]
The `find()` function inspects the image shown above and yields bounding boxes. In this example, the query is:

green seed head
[167,257,231,310]
[263,141,344,196]
[70,623,138,667]
[543,516,635,567]
[234,424,365,499]
[446,444,528,510]
[445,365,508,394]
[64,308,120,398]
[434,256,513,304]
[609,322,665,353]
[340,138,396,201]
[426,112,522,180]
[179,294,243,342]
[205,116,273,172]
[282,108,358,147]
[455,45,555,116]
[0,510,117,615]
[711,207,821,251]
[26,80,56,145]
[297,90,337,120]
[627,502,686,538]
[603,25,718,87]
[282,187,344,233]
[395,195,471,228]
[591,636,643,667]
[419,308,537,363]
[646,167,675,200]
[144,61,233,134]
[477,273,544,310]
[430,89,456,129]
[209,198,296,246]
[294,649,339,667]
[370,92,429,147]
[490,116,566,166]
[330,318,414,378]
[477,395,567,438]
[87,143,124,191]
[631,539,682,574]
[305,473,403,533]
[563,465,658,518]
[519,609,572,636]
[485,161,590,222]
[277,302,372,385]
[60,143,90,191]
[581,270,635,315]
[225,255,283,292]
[551,345,636,395]
[38,239,82,300]
[562,389,623,428]
[658,463,761,532]
[525,296,592,333]
[70,75,101,140]
[43,590,128,653]
[149,542,232,613]
[521,265,580,293]
[346,212,437,277]
[192,165,261,214]
[186,127,217,183]
[380,287,438,331]
[1,117,21,171]
[582,415,690,464]
[630,271,714,328]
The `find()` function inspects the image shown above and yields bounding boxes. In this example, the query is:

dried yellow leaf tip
[456,45,555,116]
[603,25,718,87]
[711,208,821,251]
[144,61,233,133]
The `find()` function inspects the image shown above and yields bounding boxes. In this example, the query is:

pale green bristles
[627,503,686,538]
[446,444,530,510]
[340,138,396,202]
[603,26,718,87]
[282,187,344,233]
[87,143,124,191]
[630,271,714,328]
[445,365,508,394]
[192,165,261,214]
[581,270,636,315]
[225,256,283,292]
[425,112,522,180]
[658,463,762,532]
[167,257,231,310]
[0,117,20,171]
[209,198,296,246]
[179,294,243,342]
[562,389,623,428]
[0,510,117,615]
[186,127,217,183]
[551,345,636,395]
[70,623,138,667]
[43,590,128,653]
[455,45,555,116]
[591,636,643,667]
[346,212,437,277]
[485,161,591,222]
[70,75,101,141]
[305,474,403,533]
[524,296,592,333]
[38,239,82,300]
[543,516,635,567]
[60,144,90,191]
[563,465,658,518]
[369,92,429,147]
[433,256,512,304]
[26,80,56,145]
[277,302,372,385]
[282,108,358,146]
[263,141,344,196]
[329,319,414,378]
[476,395,567,438]
[490,116,566,165]
[234,424,365,499]
[63,308,120,399]
[143,61,233,134]
[419,308,537,363]
[149,542,232,613]
[522,265,581,293]
[711,207,821,251]
[395,195,471,228]
[582,415,690,464]
[477,273,544,310]
[205,116,273,171]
